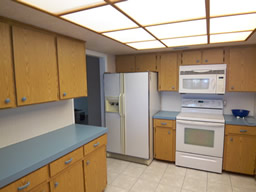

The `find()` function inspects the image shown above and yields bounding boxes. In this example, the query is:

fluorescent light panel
[210,13,256,34]
[210,0,256,17]
[210,31,252,43]
[17,0,105,14]
[162,36,207,47]
[127,40,165,50]
[146,19,206,39]
[103,28,155,43]
[117,0,206,26]
[62,5,138,32]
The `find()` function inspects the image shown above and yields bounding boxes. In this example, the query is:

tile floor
[105,158,256,192]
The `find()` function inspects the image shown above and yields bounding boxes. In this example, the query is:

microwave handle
[192,69,211,73]
[177,120,224,127]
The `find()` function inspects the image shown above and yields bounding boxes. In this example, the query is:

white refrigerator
[104,72,160,162]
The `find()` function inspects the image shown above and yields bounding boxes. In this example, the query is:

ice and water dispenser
[105,97,119,113]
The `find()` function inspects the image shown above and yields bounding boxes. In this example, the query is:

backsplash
[161,92,256,116]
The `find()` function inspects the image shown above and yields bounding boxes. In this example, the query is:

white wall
[0,100,74,148]
[161,92,256,116]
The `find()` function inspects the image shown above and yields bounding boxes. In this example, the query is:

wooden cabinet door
[135,54,157,72]
[228,46,256,92]
[50,161,84,192]
[29,182,49,192]
[116,55,136,72]
[154,127,174,162]
[84,146,107,192]
[181,50,201,65]
[223,135,256,175]
[12,26,58,106]
[57,37,87,99]
[202,48,224,64]
[0,22,16,109]
[158,53,178,91]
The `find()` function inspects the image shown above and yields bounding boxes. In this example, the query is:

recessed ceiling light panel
[162,35,207,47]
[127,40,165,50]
[62,5,138,32]
[17,0,105,14]
[117,0,206,26]
[210,13,256,34]
[210,0,256,17]
[210,31,252,43]
[103,28,155,43]
[146,19,207,39]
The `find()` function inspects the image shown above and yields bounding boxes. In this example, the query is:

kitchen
[0,0,256,192]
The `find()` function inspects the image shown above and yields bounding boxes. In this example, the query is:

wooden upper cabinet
[228,46,256,92]
[116,55,136,72]
[158,53,178,91]
[12,26,59,106]
[181,50,201,65]
[202,48,224,64]
[135,54,157,72]
[0,22,16,109]
[57,37,87,99]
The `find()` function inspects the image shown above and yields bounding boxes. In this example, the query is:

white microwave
[179,64,227,94]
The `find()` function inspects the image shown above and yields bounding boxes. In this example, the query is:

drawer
[84,134,107,156]
[154,119,174,128]
[29,182,49,192]
[0,166,48,192]
[225,125,256,136]
[50,147,83,177]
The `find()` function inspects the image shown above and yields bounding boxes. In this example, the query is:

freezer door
[124,72,149,159]
[104,73,124,154]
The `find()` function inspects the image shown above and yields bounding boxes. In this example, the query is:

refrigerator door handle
[122,94,125,117]
[119,93,122,117]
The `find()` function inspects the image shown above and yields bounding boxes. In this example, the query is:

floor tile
[233,186,256,192]
[139,166,165,182]
[107,171,119,185]
[182,177,207,192]
[207,172,231,186]
[230,174,256,190]
[122,163,146,178]
[207,182,232,192]
[107,159,130,174]
[111,173,137,190]
[185,169,208,181]
[130,178,159,192]
[166,164,187,177]
[155,184,181,192]
[148,160,169,171]
[104,185,129,192]
[160,172,184,188]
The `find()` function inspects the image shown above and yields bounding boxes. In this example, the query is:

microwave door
[179,75,216,94]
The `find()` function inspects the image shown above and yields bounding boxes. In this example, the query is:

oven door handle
[177,120,224,127]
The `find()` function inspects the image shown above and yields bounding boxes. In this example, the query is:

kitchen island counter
[153,111,180,120]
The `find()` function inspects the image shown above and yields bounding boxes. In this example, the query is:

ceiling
[0,0,256,55]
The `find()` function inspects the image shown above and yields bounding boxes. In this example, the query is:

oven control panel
[181,99,223,109]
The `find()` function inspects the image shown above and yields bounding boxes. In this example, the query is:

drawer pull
[54,182,59,188]
[18,181,30,190]
[94,142,100,147]
[5,98,10,104]
[240,130,247,133]
[161,123,167,125]
[168,130,171,134]
[86,160,90,165]
[65,158,73,164]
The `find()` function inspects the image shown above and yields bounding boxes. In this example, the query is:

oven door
[176,120,224,157]
[179,74,217,94]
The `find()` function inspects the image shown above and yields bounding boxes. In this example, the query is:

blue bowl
[232,109,250,118]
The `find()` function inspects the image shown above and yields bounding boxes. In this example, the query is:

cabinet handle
[161,123,167,125]
[18,181,30,190]
[21,97,27,102]
[196,59,200,63]
[205,59,208,62]
[230,137,233,142]
[54,182,59,188]
[65,158,73,164]
[231,86,234,90]
[240,130,247,133]
[5,98,10,104]
[63,92,67,97]
[171,86,175,89]
[86,160,90,165]
[94,142,100,147]
[168,130,171,134]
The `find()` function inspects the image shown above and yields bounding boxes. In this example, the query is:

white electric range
[176,99,225,173]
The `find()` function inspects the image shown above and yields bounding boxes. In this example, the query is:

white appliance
[104,72,160,163]
[176,99,225,173]
[179,64,227,94]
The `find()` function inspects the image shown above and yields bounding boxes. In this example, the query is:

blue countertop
[0,124,108,188]
[224,115,256,126]
[153,111,180,120]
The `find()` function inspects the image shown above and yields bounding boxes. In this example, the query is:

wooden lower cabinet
[50,161,84,192]
[84,145,107,192]
[154,119,176,162]
[223,125,256,175]
[29,182,49,192]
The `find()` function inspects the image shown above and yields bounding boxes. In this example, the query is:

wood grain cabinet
[12,26,59,106]
[116,55,136,72]
[157,53,178,91]
[29,182,49,192]
[0,22,16,109]
[227,46,256,92]
[202,48,224,64]
[57,36,87,99]
[223,125,256,175]
[135,54,157,72]
[181,50,201,65]
[154,119,176,162]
